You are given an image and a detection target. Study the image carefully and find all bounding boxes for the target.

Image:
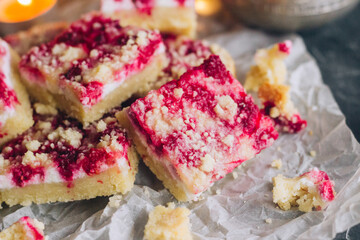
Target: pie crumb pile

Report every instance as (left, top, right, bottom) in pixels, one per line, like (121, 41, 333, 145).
(144, 202, 192, 240)
(273, 168, 336, 212)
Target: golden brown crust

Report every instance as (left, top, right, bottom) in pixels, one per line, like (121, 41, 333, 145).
(258, 82, 289, 111)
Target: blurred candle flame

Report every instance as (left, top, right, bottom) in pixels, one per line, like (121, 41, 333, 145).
(195, 0, 222, 16)
(0, 0, 56, 23)
(17, 0, 32, 6)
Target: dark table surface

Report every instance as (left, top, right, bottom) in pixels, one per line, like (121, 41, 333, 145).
(298, 4, 360, 240)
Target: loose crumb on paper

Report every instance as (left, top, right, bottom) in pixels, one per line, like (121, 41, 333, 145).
(271, 159, 282, 169)
(310, 150, 317, 157)
(109, 195, 122, 208)
(308, 130, 313, 136)
(265, 218, 273, 224)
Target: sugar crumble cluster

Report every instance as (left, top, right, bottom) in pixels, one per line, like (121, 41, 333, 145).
(154, 34, 235, 90)
(244, 41, 307, 133)
(273, 168, 336, 212)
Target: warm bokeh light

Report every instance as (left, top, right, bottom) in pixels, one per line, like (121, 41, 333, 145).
(0, 0, 56, 23)
(17, 0, 32, 6)
(195, 0, 222, 16)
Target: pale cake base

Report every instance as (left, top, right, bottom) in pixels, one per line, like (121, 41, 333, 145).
(0, 48, 33, 146)
(21, 54, 165, 124)
(144, 203, 192, 240)
(117, 110, 192, 202)
(0, 146, 139, 207)
(108, 7, 196, 38)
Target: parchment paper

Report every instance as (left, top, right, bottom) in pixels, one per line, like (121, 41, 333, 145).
(1, 28, 359, 240)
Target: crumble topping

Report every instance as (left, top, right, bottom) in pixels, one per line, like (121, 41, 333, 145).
(19, 13, 164, 107)
(127, 55, 278, 196)
(96, 120, 107, 132)
(214, 95, 238, 122)
(25, 140, 41, 152)
(273, 168, 336, 212)
(0, 108, 130, 188)
(152, 35, 220, 90)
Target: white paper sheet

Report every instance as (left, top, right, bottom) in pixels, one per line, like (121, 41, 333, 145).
(1, 28, 359, 240)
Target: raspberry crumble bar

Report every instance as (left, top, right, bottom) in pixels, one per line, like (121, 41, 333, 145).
(144, 203, 192, 240)
(0, 216, 45, 240)
(4, 22, 68, 56)
(118, 55, 278, 201)
(138, 34, 235, 94)
(19, 12, 166, 124)
(0, 39, 33, 146)
(102, 0, 196, 38)
(244, 41, 307, 133)
(0, 105, 138, 207)
(273, 168, 336, 212)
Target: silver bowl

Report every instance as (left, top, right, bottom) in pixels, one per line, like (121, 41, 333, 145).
(223, 0, 359, 31)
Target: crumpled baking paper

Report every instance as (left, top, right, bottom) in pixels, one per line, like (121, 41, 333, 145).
(1, 29, 359, 240)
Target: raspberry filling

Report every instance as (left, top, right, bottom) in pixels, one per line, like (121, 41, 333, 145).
(20, 217, 44, 240)
(161, 34, 213, 81)
(1, 108, 130, 187)
(0, 73, 19, 109)
(19, 13, 164, 107)
(302, 169, 335, 201)
(128, 55, 278, 185)
(262, 101, 307, 133)
(0, 43, 19, 110)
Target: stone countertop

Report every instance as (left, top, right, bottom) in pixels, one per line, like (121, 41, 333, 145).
(298, 4, 360, 240)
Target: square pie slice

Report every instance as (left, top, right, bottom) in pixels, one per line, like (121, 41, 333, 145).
(19, 12, 166, 124)
(0, 39, 33, 146)
(0, 216, 45, 240)
(101, 0, 196, 37)
(118, 55, 278, 201)
(138, 34, 236, 95)
(0, 105, 138, 207)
